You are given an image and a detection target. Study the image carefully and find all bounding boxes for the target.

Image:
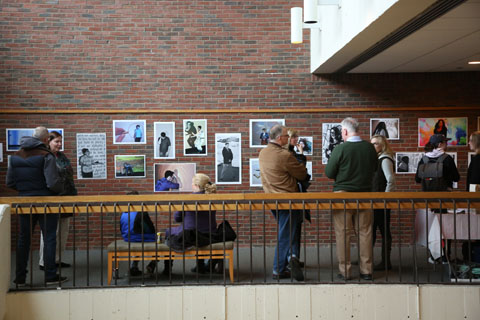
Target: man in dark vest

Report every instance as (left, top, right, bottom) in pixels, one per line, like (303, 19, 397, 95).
(7, 126, 66, 286)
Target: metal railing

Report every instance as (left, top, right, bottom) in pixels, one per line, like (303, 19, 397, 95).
(3, 192, 480, 290)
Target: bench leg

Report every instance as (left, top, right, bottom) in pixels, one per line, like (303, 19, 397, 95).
(108, 252, 113, 285)
(228, 251, 234, 283)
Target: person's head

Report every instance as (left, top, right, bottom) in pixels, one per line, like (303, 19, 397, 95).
(298, 138, 311, 153)
(33, 127, 49, 144)
(427, 134, 449, 151)
(136, 125, 140, 129)
(48, 130, 63, 154)
(81, 148, 90, 155)
(287, 128, 299, 146)
(329, 126, 342, 143)
(164, 170, 174, 180)
(371, 135, 393, 156)
(225, 142, 229, 148)
(192, 173, 217, 194)
(187, 121, 193, 128)
(469, 131, 480, 153)
(401, 156, 409, 164)
(435, 119, 445, 129)
(270, 124, 288, 146)
(262, 128, 266, 132)
(160, 132, 166, 138)
(340, 117, 359, 140)
(197, 125, 202, 130)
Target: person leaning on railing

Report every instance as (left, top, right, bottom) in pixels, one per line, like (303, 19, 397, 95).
(6, 126, 67, 286)
(370, 134, 396, 271)
(325, 117, 378, 281)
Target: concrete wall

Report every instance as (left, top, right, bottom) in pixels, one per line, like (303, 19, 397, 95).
(5, 284, 480, 320)
(0, 205, 11, 320)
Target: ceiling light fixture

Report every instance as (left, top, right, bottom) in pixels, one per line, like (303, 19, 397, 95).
(468, 61, 480, 65)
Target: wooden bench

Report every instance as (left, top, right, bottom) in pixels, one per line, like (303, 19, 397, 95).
(107, 240, 234, 284)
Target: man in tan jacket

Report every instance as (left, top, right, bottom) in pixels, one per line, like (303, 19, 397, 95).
(259, 125, 308, 281)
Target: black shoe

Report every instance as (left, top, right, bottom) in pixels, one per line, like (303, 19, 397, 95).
(298, 260, 305, 268)
(13, 278, 26, 286)
(146, 261, 157, 275)
(46, 275, 68, 285)
(39, 265, 45, 271)
(374, 262, 392, 271)
(272, 271, 291, 280)
(130, 267, 142, 276)
(57, 262, 71, 268)
(337, 273, 351, 281)
(289, 257, 304, 281)
(360, 273, 373, 281)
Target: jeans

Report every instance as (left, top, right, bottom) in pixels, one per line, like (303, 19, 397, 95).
(272, 210, 303, 274)
(16, 214, 58, 281)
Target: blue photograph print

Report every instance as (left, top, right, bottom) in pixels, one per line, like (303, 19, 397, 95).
(6, 128, 35, 151)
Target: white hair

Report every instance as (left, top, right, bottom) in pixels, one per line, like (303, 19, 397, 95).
(33, 127, 49, 140)
(341, 117, 359, 134)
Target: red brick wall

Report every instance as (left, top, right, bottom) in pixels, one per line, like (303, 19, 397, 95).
(1, 1, 480, 248)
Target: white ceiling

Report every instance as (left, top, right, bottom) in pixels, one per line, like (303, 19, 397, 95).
(315, 0, 480, 73)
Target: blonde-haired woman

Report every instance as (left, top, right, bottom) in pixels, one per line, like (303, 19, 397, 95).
(164, 174, 217, 275)
(370, 135, 395, 271)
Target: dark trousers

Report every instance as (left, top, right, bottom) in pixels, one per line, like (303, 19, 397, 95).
(16, 214, 58, 281)
(271, 210, 303, 274)
(373, 209, 392, 262)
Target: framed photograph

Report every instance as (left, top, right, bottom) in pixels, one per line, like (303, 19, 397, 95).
(306, 161, 312, 178)
(468, 152, 476, 167)
(76, 133, 107, 179)
(370, 118, 399, 140)
(48, 128, 64, 151)
(113, 120, 146, 144)
(446, 152, 457, 166)
(249, 119, 285, 148)
(418, 117, 468, 147)
(249, 158, 262, 187)
(6, 128, 34, 151)
(295, 136, 313, 156)
(114, 155, 146, 178)
(395, 152, 423, 174)
(0, 143, 3, 162)
(183, 119, 207, 156)
(154, 122, 175, 159)
(154, 163, 196, 192)
(215, 133, 242, 184)
(322, 123, 343, 164)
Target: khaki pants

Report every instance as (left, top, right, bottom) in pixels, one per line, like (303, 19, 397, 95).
(333, 209, 373, 277)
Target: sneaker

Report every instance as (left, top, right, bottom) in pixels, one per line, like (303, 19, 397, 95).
(46, 275, 68, 285)
(337, 273, 351, 281)
(360, 273, 373, 281)
(289, 257, 304, 281)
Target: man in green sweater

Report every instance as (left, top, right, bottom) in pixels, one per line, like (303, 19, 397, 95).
(325, 117, 378, 281)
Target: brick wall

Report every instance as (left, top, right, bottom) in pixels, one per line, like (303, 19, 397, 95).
(1, 0, 479, 248)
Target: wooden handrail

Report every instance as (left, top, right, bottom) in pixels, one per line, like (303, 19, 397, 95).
(1, 192, 479, 214)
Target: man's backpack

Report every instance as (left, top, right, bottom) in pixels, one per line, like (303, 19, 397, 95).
(417, 154, 448, 191)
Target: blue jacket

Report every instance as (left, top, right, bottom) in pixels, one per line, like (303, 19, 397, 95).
(120, 211, 156, 242)
(7, 136, 63, 196)
(155, 177, 179, 191)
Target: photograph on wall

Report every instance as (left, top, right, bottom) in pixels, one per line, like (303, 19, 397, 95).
(48, 128, 64, 151)
(113, 120, 146, 144)
(183, 119, 207, 155)
(370, 118, 400, 140)
(468, 152, 476, 167)
(154, 122, 175, 159)
(215, 133, 241, 184)
(395, 152, 423, 174)
(6, 128, 34, 151)
(76, 133, 107, 179)
(249, 119, 285, 148)
(322, 123, 343, 164)
(294, 136, 313, 156)
(114, 155, 146, 178)
(418, 117, 467, 147)
(249, 158, 262, 187)
(306, 161, 312, 178)
(0, 143, 3, 162)
(154, 163, 196, 192)
(446, 152, 457, 166)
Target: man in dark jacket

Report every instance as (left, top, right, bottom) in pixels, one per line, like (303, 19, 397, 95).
(7, 126, 66, 285)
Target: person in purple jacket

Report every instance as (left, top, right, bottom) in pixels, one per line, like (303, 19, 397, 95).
(164, 173, 217, 275)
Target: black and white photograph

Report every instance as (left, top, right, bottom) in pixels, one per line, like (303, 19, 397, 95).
(0, 143, 3, 162)
(154, 122, 175, 159)
(370, 118, 400, 140)
(294, 136, 313, 156)
(215, 133, 241, 184)
(306, 161, 312, 178)
(395, 152, 423, 174)
(6, 128, 34, 151)
(113, 120, 146, 144)
(249, 119, 285, 148)
(249, 158, 262, 187)
(322, 123, 343, 164)
(76, 133, 107, 179)
(114, 155, 146, 178)
(154, 163, 196, 192)
(183, 119, 207, 155)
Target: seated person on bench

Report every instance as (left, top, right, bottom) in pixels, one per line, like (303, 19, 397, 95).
(164, 173, 221, 274)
